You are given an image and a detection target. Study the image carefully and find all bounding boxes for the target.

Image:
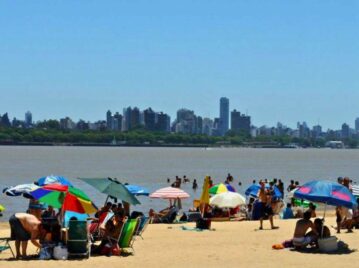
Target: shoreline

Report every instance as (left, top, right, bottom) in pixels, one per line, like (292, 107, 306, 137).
(0, 217, 358, 267)
(0, 143, 353, 149)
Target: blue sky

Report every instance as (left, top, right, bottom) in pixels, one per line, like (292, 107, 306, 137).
(0, 1, 358, 129)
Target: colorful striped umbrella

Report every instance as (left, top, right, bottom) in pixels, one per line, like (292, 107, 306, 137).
(31, 184, 97, 214)
(352, 185, 359, 197)
(149, 187, 190, 199)
(209, 183, 236, 195)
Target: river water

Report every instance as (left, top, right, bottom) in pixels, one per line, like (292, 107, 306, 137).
(1, 146, 358, 220)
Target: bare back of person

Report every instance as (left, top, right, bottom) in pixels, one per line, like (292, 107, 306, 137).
(294, 219, 314, 238)
(15, 213, 41, 236)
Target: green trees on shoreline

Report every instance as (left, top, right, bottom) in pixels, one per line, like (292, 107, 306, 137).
(0, 127, 358, 148)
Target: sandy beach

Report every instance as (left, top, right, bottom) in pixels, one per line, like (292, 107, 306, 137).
(0, 216, 358, 268)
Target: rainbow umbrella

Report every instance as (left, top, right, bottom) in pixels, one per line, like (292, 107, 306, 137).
(30, 184, 97, 214)
(209, 183, 236, 195)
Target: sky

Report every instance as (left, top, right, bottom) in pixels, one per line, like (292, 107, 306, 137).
(0, 1, 358, 130)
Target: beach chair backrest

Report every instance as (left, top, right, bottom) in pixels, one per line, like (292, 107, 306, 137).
(68, 220, 88, 240)
(137, 217, 149, 235)
(118, 218, 139, 248)
(108, 218, 127, 245)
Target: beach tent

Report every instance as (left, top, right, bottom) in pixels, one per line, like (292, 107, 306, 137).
(77, 177, 140, 206)
(210, 192, 246, 208)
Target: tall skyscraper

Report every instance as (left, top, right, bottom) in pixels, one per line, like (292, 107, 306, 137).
(341, 123, 350, 138)
(219, 97, 229, 136)
(231, 109, 251, 134)
(143, 108, 156, 131)
(355, 118, 359, 133)
(106, 110, 112, 130)
(25, 111, 32, 128)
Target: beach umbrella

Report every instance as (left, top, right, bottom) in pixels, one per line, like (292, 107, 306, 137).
(209, 183, 236, 195)
(37, 175, 73, 187)
(3, 183, 39, 197)
(210, 192, 246, 208)
(294, 180, 357, 209)
(125, 185, 150, 196)
(245, 184, 283, 199)
(77, 178, 140, 205)
(30, 184, 97, 214)
(352, 185, 359, 197)
(149, 187, 190, 200)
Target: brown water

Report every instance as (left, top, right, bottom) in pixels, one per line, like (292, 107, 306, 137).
(1, 146, 358, 220)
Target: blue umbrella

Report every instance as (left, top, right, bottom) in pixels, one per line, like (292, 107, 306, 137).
(125, 185, 150, 196)
(294, 180, 357, 209)
(245, 184, 283, 199)
(37, 175, 73, 187)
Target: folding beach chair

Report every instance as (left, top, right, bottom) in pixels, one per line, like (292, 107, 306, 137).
(67, 220, 90, 259)
(0, 238, 15, 258)
(118, 218, 139, 255)
(89, 212, 113, 242)
(136, 216, 150, 240)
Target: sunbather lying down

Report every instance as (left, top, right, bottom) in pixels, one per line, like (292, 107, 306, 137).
(149, 207, 178, 224)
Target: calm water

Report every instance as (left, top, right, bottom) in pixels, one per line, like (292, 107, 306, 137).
(1, 146, 359, 220)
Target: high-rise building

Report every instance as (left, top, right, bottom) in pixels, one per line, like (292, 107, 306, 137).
(341, 123, 350, 139)
(156, 112, 171, 132)
(202, 118, 214, 136)
(355, 118, 359, 133)
(25, 111, 32, 128)
(106, 110, 112, 130)
(312, 125, 322, 139)
(130, 107, 141, 130)
(231, 109, 251, 134)
(122, 107, 132, 131)
(112, 112, 123, 131)
(219, 97, 229, 136)
(174, 109, 197, 134)
(122, 107, 141, 131)
(143, 108, 156, 131)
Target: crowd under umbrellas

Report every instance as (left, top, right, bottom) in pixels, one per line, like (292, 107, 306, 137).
(1, 174, 359, 260)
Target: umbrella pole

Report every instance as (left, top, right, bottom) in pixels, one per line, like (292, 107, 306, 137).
(321, 203, 327, 238)
(104, 195, 109, 207)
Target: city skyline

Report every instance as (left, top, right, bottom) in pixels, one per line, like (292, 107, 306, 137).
(1, 1, 358, 129)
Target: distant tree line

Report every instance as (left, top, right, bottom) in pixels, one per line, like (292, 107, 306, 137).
(0, 124, 358, 148)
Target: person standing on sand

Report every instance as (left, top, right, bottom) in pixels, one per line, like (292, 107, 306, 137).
(9, 213, 49, 259)
(258, 181, 278, 230)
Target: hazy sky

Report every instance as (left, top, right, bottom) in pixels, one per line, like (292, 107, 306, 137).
(0, 1, 358, 129)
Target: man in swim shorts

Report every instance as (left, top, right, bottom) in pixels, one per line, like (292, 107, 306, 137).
(293, 211, 318, 248)
(9, 213, 47, 259)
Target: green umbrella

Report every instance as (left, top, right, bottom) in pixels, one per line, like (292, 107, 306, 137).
(77, 178, 140, 206)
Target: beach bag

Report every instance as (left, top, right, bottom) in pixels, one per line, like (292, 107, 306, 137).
(39, 246, 52, 260)
(100, 243, 121, 256)
(196, 218, 211, 230)
(53, 245, 68, 260)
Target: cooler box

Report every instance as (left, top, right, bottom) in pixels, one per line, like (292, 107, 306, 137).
(318, 236, 338, 252)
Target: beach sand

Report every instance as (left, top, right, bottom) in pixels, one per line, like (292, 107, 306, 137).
(0, 217, 358, 268)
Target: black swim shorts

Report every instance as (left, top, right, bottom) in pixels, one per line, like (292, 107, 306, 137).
(9, 215, 31, 241)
